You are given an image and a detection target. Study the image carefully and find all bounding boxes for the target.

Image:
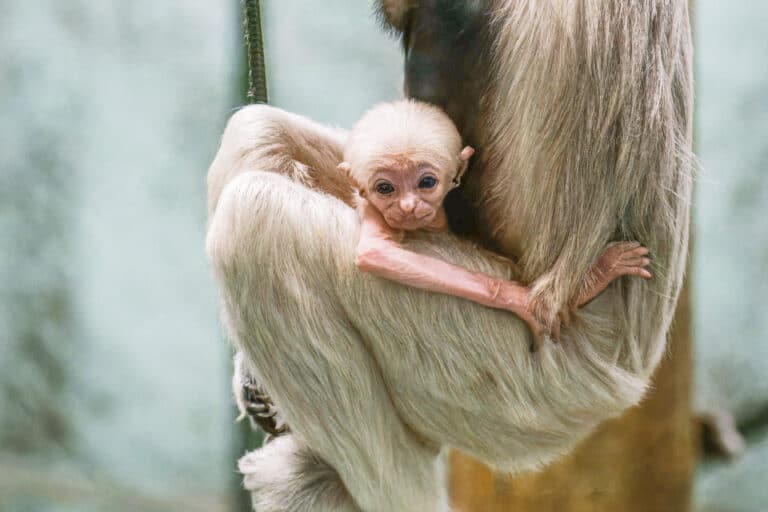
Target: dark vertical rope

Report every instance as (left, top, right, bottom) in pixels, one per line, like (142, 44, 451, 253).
(243, 0, 268, 103)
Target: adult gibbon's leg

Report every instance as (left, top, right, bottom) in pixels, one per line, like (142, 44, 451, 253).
(217, 105, 353, 440)
(209, 107, 452, 510)
(211, 106, 440, 511)
(208, 171, 444, 512)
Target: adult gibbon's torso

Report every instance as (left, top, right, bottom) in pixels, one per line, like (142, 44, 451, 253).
(403, 1, 690, 286)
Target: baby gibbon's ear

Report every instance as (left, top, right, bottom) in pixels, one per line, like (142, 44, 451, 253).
(459, 146, 475, 162)
(454, 146, 475, 186)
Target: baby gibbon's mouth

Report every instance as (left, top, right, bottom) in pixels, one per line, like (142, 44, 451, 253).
(415, 210, 434, 220)
(386, 210, 434, 229)
(396, 217, 432, 230)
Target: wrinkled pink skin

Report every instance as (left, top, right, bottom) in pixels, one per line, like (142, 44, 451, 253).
(352, 151, 651, 346)
(363, 155, 453, 232)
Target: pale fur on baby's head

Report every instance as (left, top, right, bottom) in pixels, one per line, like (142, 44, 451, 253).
(343, 100, 463, 187)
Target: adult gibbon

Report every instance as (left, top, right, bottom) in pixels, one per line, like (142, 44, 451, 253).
(207, 1, 693, 510)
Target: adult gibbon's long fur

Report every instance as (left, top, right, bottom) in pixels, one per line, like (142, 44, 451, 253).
(206, 1, 693, 511)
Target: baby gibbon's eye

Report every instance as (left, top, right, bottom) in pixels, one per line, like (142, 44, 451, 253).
(375, 181, 395, 195)
(418, 176, 437, 189)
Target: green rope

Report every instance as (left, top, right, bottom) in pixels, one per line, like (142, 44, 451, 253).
(243, 0, 268, 104)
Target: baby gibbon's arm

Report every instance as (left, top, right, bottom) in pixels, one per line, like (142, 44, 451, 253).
(354, 199, 544, 337)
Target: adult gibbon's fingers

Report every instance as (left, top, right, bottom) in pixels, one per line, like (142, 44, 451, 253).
(524, 295, 561, 347)
(242, 380, 290, 436)
(550, 317, 561, 342)
(246, 403, 276, 419)
(521, 308, 547, 352)
(529, 330, 550, 352)
(521, 314, 545, 352)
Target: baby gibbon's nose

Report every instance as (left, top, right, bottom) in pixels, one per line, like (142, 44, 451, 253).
(399, 196, 416, 214)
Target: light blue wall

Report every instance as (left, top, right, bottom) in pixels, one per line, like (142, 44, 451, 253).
(0, 2, 237, 510)
(0, 1, 402, 511)
(694, 1, 768, 422)
(694, 2, 768, 511)
(263, 1, 402, 125)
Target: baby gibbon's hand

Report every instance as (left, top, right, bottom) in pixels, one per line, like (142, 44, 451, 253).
(570, 241, 653, 310)
(491, 279, 559, 350)
(594, 242, 652, 281)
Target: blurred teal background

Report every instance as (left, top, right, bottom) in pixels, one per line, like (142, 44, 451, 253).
(0, 1, 765, 511)
(693, 3, 768, 511)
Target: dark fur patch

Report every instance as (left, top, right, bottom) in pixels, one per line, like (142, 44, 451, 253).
(444, 187, 477, 236)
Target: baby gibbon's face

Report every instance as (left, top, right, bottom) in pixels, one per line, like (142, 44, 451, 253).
(364, 154, 452, 231)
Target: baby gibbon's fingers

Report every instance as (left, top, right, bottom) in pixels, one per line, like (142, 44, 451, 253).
(624, 245, 650, 256)
(624, 267, 653, 279)
(618, 256, 651, 267)
(617, 258, 651, 270)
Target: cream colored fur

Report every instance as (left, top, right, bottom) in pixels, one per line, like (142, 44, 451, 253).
(207, 1, 693, 510)
(344, 100, 463, 186)
(239, 436, 359, 512)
